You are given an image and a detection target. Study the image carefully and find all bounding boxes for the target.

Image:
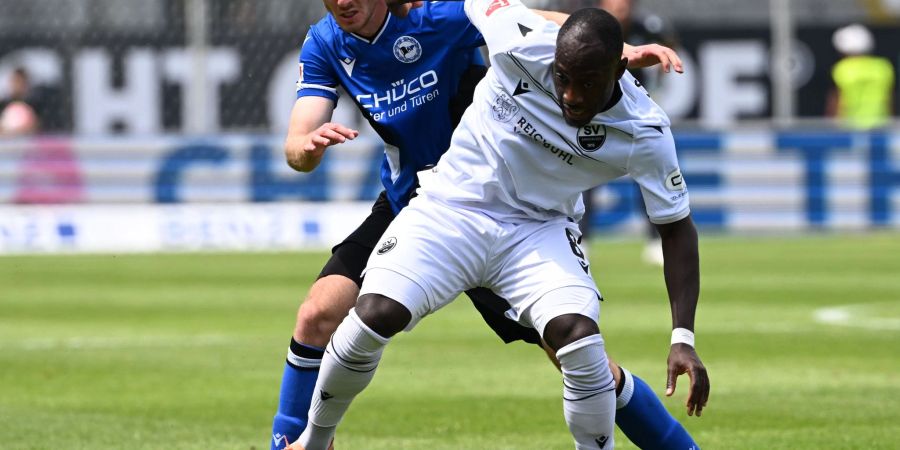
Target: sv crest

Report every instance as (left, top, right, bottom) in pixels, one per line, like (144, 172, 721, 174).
(576, 124, 607, 152)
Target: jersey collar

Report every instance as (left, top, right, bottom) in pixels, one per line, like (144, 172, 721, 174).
(349, 11, 391, 45)
(599, 81, 624, 113)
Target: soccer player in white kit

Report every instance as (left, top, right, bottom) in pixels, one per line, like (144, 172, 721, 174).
(291, 1, 709, 449)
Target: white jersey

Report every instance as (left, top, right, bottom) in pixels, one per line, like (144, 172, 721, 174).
(418, 0, 690, 224)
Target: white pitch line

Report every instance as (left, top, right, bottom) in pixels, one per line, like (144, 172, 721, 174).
(813, 303, 900, 331)
(0, 334, 236, 351)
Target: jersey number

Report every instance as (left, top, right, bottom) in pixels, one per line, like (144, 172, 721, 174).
(565, 228, 590, 274)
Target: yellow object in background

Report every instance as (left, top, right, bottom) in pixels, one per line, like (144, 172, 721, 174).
(832, 55, 895, 129)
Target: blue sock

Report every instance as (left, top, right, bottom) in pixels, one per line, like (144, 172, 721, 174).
(615, 368, 700, 450)
(271, 339, 324, 450)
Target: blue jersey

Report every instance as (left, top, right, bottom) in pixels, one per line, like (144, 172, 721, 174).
(297, 2, 485, 213)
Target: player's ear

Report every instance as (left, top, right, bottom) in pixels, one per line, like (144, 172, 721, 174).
(615, 57, 628, 79)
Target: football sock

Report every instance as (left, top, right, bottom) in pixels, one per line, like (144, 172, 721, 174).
(615, 367, 700, 450)
(298, 308, 389, 450)
(557, 334, 617, 450)
(270, 339, 324, 450)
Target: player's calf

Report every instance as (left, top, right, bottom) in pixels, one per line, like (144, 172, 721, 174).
(540, 308, 616, 449)
(294, 275, 360, 347)
(614, 366, 701, 449)
(557, 333, 617, 450)
(298, 307, 393, 450)
(272, 275, 359, 450)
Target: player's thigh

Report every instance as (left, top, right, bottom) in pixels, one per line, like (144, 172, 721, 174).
(362, 198, 491, 326)
(465, 287, 543, 345)
(490, 218, 600, 332)
(316, 191, 394, 286)
(296, 193, 394, 342)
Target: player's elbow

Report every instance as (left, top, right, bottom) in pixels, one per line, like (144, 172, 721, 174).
(656, 214, 697, 241)
(284, 144, 313, 173)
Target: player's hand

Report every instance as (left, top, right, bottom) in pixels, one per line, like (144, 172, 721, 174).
(666, 343, 709, 417)
(303, 122, 359, 155)
(625, 44, 684, 73)
(388, 1, 423, 18)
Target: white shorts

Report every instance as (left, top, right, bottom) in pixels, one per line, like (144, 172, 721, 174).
(359, 194, 602, 333)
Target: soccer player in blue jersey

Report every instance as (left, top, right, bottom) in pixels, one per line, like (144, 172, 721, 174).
(270, 1, 698, 449)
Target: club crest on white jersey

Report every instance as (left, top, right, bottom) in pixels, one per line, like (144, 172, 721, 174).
(491, 92, 519, 122)
(377, 237, 398, 254)
(577, 124, 607, 152)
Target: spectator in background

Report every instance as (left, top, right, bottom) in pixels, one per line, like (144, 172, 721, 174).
(827, 24, 895, 130)
(0, 68, 39, 136)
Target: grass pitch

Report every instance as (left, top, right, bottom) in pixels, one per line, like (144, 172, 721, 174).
(1, 232, 899, 449)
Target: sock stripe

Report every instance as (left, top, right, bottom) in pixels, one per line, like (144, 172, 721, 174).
(563, 382, 617, 402)
(286, 352, 323, 370)
(325, 342, 379, 374)
(616, 367, 635, 409)
(563, 380, 613, 393)
(290, 339, 325, 358)
(286, 339, 325, 370)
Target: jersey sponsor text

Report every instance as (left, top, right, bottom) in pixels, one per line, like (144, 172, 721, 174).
(513, 116, 574, 166)
(356, 70, 440, 120)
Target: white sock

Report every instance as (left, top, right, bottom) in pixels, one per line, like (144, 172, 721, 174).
(557, 334, 617, 450)
(297, 308, 390, 450)
(616, 367, 635, 410)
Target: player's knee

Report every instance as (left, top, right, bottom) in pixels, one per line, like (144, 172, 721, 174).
(294, 298, 341, 343)
(328, 308, 390, 373)
(557, 334, 614, 392)
(354, 293, 412, 339)
(294, 276, 359, 343)
(542, 313, 600, 352)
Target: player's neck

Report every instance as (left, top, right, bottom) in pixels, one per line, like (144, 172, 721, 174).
(599, 82, 623, 113)
(357, 5, 389, 40)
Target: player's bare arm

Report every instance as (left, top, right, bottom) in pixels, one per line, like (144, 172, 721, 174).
(284, 96, 359, 173)
(655, 214, 710, 417)
(623, 43, 684, 72)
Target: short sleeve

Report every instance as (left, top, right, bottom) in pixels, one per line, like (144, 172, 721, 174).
(464, 0, 549, 57)
(433, 1, 485, 51)
(627, 127, 691, 224)
(296, 30, 339, 102)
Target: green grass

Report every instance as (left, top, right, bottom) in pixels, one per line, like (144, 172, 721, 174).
(1, 232, 899, 449)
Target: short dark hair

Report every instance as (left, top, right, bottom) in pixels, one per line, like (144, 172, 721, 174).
(557, 8, 624, 66)
(12, 67, 28, 81)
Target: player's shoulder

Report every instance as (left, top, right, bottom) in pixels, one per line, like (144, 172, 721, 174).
(402, 1, 469, 29)
(304, 14, 344, 48)
(417, 1, 467, 18)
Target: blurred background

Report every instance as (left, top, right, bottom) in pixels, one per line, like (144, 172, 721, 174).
(1, 2, 899, 449)
(0, 0, 899, 253)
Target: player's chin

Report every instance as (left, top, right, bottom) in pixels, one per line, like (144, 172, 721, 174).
(335, 13, 361, 30)
(563, 112, 591, 128)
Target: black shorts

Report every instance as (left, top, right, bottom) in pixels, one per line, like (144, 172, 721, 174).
(317, 191, 543, 346)
(317, 191, 395, 286)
